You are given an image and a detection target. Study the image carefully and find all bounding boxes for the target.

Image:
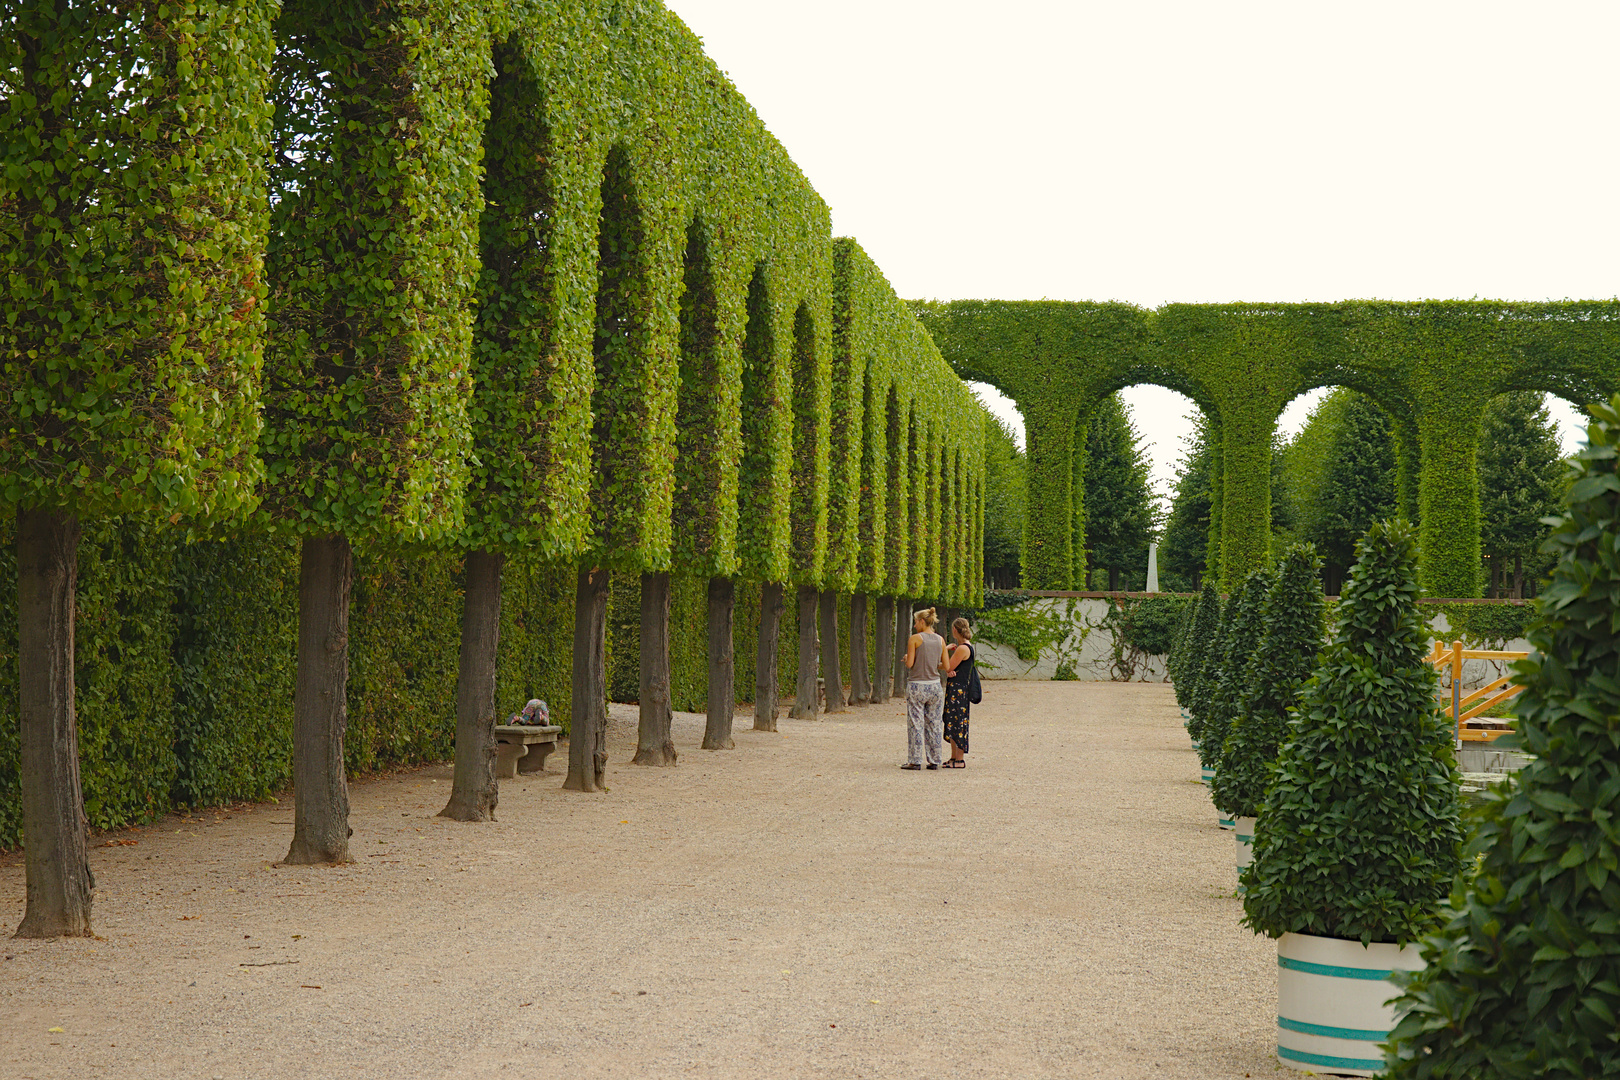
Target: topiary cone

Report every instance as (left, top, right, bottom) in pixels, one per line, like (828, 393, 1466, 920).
(1202, 568, 1276, 781)
(1385, 398, 1620, 1077)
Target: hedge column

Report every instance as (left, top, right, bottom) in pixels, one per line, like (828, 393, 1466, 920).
(1218, 412, 1274, 590)
(1416, 403, 1487, 597)
(1021, 401, 1080, 589)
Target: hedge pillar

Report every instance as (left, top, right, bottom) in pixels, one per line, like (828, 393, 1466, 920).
(1021, 402, 1077, 589)
(872, 597, 894, 704)
(1392, 415, 1422, 526)
(1219, 414, 1272, 591)
(1417, 408, 1485, 597)
(820, 591, 845, 712)
(790, 587, 820, 719)
(849, 593, 871, 704)
(632, 571, 676, 766)
(701, 577, 735, 750)
(285, 534, 354, 865)
(753, 583, 784, 731)
(565, 567, 610, 792)
(440, 549, 504, 822)
(15, 508, 92, 938)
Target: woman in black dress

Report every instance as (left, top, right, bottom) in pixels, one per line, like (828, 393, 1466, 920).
(942, 617, 975, 768)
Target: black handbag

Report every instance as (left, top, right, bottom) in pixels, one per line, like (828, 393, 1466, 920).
(966, 646, 982, 704)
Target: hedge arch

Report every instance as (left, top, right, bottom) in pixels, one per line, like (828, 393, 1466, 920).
(917, 300, 1620, 595)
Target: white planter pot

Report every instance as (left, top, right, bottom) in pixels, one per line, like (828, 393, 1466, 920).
(1200, 763, 1214, 786)
(1235, 816, 1256, 871)
(1218, 813, 1235, 830)
(1276, 932, 1424, 1076)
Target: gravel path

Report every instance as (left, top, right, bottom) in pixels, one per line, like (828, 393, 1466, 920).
(2, 681, 1285, 1079)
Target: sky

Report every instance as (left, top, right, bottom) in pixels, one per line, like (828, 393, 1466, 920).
(662, 0, 1618, 503)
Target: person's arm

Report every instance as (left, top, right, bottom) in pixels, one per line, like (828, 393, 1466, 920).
(943, 642, 965, 676)
(904, 633, 919, 670)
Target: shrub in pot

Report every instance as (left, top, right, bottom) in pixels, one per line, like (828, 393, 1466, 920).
(1203, 568, 1276, 826)
(1384, 401, 1620, 1078)
(1242, 520, 1463, 1076)
(1169, 593, 1200, 715)
(1214, 543, 1325, 873)
(1184, 581, 1225, 766)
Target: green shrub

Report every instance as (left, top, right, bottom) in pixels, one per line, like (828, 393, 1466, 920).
(1200, 569, 1274, 775)
(1425, 600, 1532, 650)
(1242, 520, 1463, 945)
(1212, 543, 1325, 820)
(1169, 592, 1201, 708)
(1185, 583, 1228, 747)
(1118, 595, 1189, 657)
(1385, 400, 1620, 1077)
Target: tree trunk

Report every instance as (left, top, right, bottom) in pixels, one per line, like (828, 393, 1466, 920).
(1513, 554, 1524, 600)
(285, 533, 355, 865)
(565, 566, 611, 792)
(1108, 565, 1120, 592)
(790, 586, 819, 719)
(893, 597, 911, 697)
(702, 577, 735, 749)
(820, 590, 846, 713)
(15, 507, 93, 939)
(753, 583, 783, 732)
(849, 593, 870, 705)
(633, 571, 676, 766)
(440, 549, 504, 822)
(872, 596, 894, 704)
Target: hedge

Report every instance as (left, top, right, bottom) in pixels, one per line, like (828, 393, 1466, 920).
(916, 300, 1620, 597)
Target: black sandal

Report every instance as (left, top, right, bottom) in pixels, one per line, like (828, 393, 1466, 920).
(945, 759, 965, 768)
(900, 763, 922, 770)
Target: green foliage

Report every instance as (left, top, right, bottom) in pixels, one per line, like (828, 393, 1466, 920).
(1, 2, 273, 518)
(1478, 390, 1564, 596)
(1199, 569, 1275, 774)
(1184, 584, 1229, 750)
(1242, 520, 1464, 945)
(1427, 600, 1533, 650)
(1101, 595, 1188, 681)
(1169, 592, 1201, 707)
(1277, 390, 1397, 590)
(919, 299, 1620, 599)
(1385, 398, 1620, 1077)
(1212, 543, 1325, 819)
(981, 412, 1027, 589)
(1159, 414, 1214, 592)
(1082, 395, 1156, 589)
(974, 598, 1089, 672)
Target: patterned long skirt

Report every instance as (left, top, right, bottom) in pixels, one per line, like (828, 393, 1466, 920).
(943, 682, 970, 754)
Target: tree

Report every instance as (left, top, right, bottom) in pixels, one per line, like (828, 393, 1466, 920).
(1211, 543, 1325, 820)
(1168, 592, 1201, 709)
(981, 412, 1025, 590)
(1083, 395, 1156, 590)
(2, 3, 275, 937)
(1183, 583, 1227, 750)
(1200, 568, 1275, 780)
(1160, 414, 1213, 592)
(1385, 399, 1620, 1077)
(1478, 390, 1563, 599)
(1242, 520, 1463, 945)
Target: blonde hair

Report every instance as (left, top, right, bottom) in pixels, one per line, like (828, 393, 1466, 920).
(912, 606, 937, 629)
(952, 616, 972, 639)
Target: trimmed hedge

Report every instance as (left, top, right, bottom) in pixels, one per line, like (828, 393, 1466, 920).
(1200, 569, 1275, 778)
(1242, 520, 1463, 945)
(917, 300, 1620, 596)
(1386, 400, 1620, 1077)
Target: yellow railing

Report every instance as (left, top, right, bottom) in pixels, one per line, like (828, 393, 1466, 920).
(1426, 640, 1525, 744)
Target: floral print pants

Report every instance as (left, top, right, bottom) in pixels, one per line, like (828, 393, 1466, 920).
(906, 680, 944, 766)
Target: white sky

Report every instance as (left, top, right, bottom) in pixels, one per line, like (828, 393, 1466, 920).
(663, 0, 1616, 503)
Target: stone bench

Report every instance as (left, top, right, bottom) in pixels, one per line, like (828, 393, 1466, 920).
(493, 724, 562, 778)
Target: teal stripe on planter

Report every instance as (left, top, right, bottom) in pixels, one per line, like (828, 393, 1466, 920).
(1277, 1045, 1384, 1071)
(1278, 955, 1394, 980)
(1218, 816, 1235, 828)
(1237, 832, 1253, 842)
(1278, 1015, 1388, 1041)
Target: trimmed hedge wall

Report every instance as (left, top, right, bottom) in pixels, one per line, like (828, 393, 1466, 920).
(917, 300, 1620, 596)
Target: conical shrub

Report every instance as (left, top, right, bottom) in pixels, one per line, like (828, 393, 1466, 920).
(1242, 519, 1463, 945)
(1170, 592, 1201, 710)
(1201, 568, 1275, 777)
(1212, 543, 1325, 820)
(1184, 582, 1225, 747)
(1386, 401, 1620, 1078)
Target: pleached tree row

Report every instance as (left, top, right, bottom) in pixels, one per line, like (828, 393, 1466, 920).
(0, 1, 985, 937)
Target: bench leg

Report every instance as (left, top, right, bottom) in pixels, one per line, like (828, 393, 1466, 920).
(494, 740, 525, 779)
(518, 741, 555, 775)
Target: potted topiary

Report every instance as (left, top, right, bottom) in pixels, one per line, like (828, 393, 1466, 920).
(1204, 569, 1276, 829)
(1169, 593, 1200, 722)
(1242, 520, 1463, 1076)
(1184, 582, 1225, 784)
(1384, 400, 1620, 1078)
(1213, 543, 1325, 878)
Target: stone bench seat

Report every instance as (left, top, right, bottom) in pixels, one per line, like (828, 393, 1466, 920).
(493, 724, 562, 778)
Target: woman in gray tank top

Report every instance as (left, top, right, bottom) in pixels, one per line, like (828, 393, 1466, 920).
(900, 607, 946, 769)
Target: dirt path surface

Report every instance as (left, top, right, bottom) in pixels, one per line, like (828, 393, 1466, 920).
(2, 681, 1284, 1079)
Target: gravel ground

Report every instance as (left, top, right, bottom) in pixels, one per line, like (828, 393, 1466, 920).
(1, 681, 1286, 1079)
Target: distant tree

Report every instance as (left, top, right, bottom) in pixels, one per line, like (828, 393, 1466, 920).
(1161, 414, 1213, 591)
(1478, 391, 1564, 598)
(981, 410, 1026, 590)
(1083, 394, 1156, 590)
